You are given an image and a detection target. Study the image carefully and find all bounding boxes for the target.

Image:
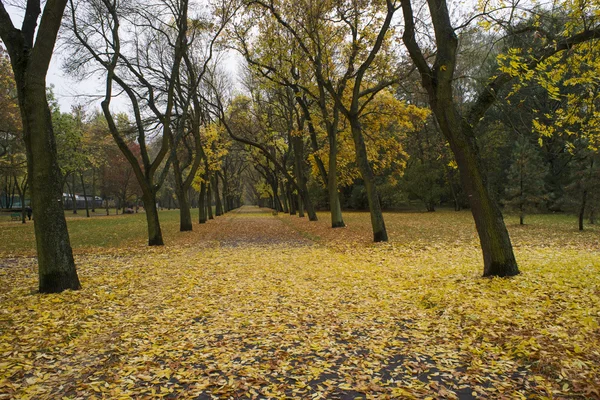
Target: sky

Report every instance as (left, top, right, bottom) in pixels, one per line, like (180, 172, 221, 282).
(3, 2, 242, 114)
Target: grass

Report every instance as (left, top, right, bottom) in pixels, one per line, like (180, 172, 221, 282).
(0, 207, 599, 399)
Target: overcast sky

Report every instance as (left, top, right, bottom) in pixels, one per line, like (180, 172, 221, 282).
(3, 3, 242, 114)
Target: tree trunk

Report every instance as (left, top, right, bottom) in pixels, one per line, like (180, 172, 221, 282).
(91, 169, 96, 212)
(288, 183, 296, 215)
(142, 190, 164, 245)
(71, 174, 77, 214)
(280, 181, 289, 213)
(432, 103, 518, 277)
(214, 175, 223, 216)
(199, 180, 207, 223)
(579, 189, 587, 231)
(328, 132, 345, 228)
(177, 186, 192, 231)
(291, 136, 317, 221)
(207, 182, 214, 220)
(16, 68, 80, 292)
(80, 173, 90, 218)
(348, 116, 387, 242)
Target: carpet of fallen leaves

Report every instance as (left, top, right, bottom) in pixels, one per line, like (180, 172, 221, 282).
(1, 206, 599, 399)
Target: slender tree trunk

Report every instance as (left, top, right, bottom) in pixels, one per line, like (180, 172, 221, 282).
(579, 189, 587, 231)
(80, 173, 90, 218)
(348, 116, 387, 242)
(207, 182, 214, 220)
(280, 181, 289, 213)
(199, 181, 207, 223)
(288, 183, 296, 215)
(91, 169, 96, 212)
(328, 132, 345, 228)
(291, 136, 317, 221)
(71, 174, 77, 214)
(214, 175, 223, 216)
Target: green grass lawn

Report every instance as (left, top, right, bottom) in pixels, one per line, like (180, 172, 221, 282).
(0, 208, 597, 257)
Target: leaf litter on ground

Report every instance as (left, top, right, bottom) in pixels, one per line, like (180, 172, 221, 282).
(0, 207, 599, 399)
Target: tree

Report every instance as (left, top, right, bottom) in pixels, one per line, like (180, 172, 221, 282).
(246, 0, 402, 241)
(0, 0, 81, 292)
(503, 136, 549, 225)
(400, 0, 600, 276)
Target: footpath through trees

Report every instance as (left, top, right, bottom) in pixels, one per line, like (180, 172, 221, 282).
(1, 206, 599, 398)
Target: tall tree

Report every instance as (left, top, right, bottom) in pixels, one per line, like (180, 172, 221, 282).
(400, 0, 600, 276)
(0, 0, 81, 292)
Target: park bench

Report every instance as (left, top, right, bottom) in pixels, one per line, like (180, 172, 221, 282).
(10, 213, 21, 221)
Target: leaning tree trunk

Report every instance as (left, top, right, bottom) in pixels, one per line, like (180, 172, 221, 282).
(199, 181, 207, 224)
(141, 189, 164, 246)
(328, 132, 345, 228)
(18, 75, 81, 292)
(348, 116, 387, 242)
(432, 101, 518, 277)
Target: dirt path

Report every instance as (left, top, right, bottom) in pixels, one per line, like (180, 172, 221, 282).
(203, 206, 315, 248)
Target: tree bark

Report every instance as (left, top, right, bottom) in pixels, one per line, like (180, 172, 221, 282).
(142, 190, 164, 245)
(401, 0, 518, 277)
(207, 182, 214, 219)
(328, 132, 345, 228)
(71, 174, 77, 214)
(579, 189, 587, 231)
(0, 0, 81, 292)
(199, 180, 207, 223)
(349, 116, 387, 242)
(434, 105, 518, 276)
(214, 174, 223, 216)
(80, 173, 90, 217)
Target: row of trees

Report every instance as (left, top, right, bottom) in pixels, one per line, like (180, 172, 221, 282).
(1, 0, 599, 292)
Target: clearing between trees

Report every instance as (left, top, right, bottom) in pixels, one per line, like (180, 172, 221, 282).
(0, 206, 599, 399)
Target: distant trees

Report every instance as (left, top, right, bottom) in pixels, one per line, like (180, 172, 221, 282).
(503, 137, 549, 225)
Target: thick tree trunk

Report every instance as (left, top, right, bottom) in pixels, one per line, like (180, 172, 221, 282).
(432, 103, 518, 277)
(142, 190, 164, 246)
(80, 173, 90, 218)
(18, 77, 80, 293)
(348, 117, 387, 242)
(199, 181, 207, 223)
(328, 133, 345, 228)
(177, 186, 192, 231)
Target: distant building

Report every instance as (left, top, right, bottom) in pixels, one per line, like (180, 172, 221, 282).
(62, 194, 103, 210)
